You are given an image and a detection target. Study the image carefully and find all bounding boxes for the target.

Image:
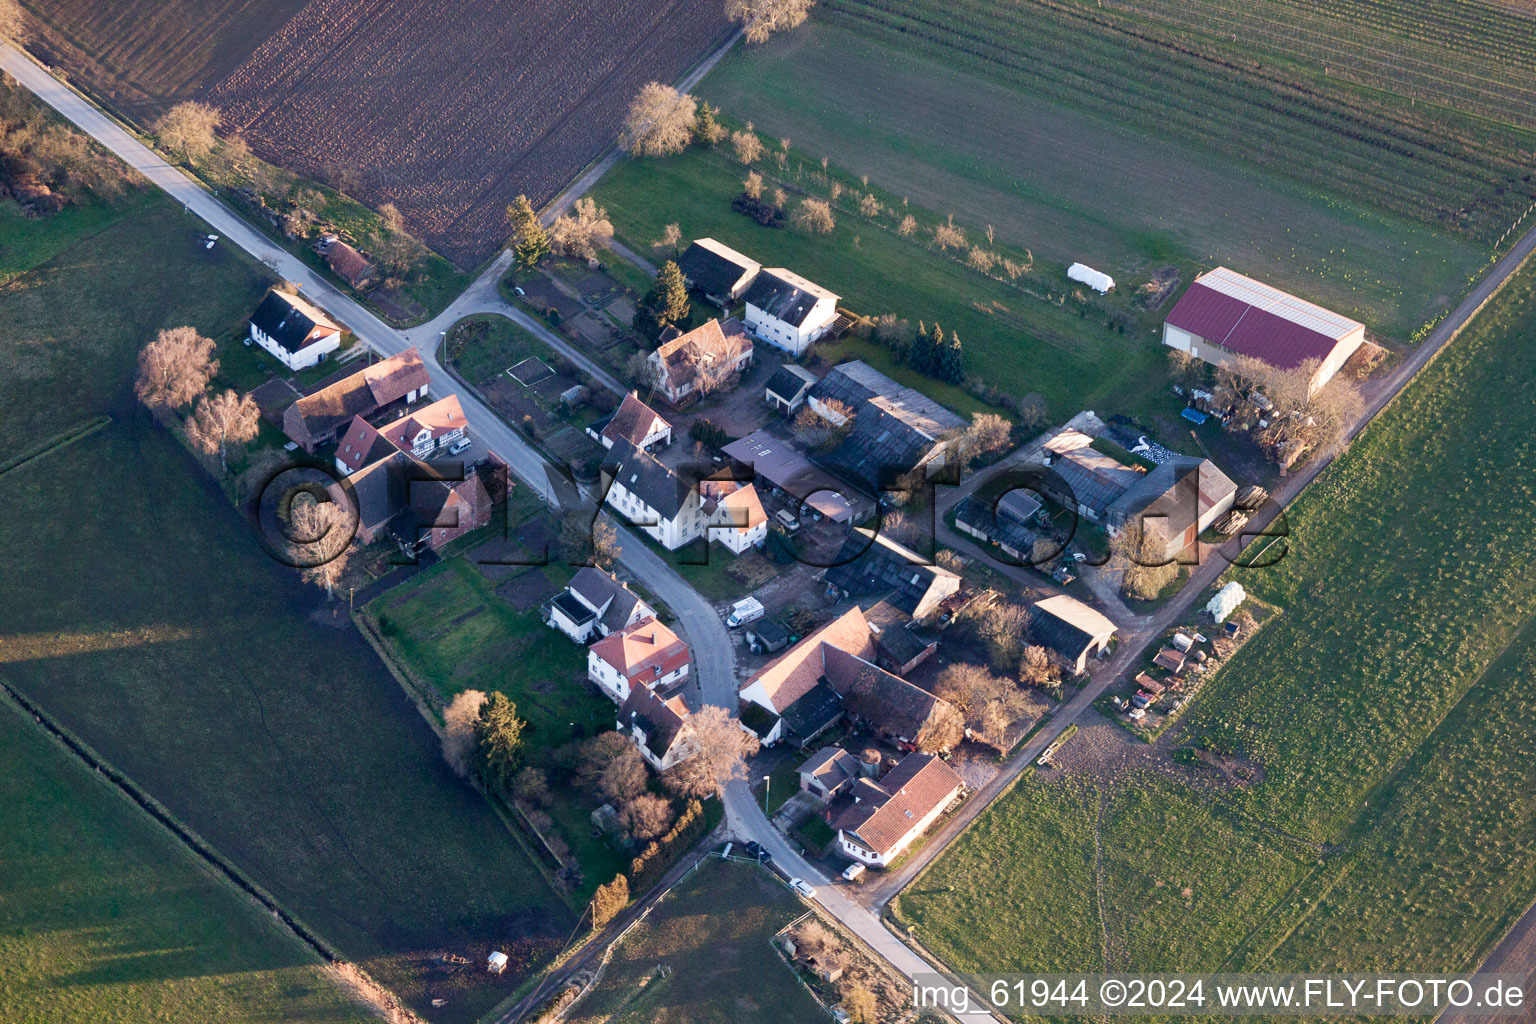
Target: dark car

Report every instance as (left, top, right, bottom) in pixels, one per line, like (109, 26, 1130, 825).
(744, 841, 772, 863)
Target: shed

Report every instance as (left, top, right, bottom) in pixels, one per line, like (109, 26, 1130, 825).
(487, 951, 509, 974)
(1153, 647, 1187, 674)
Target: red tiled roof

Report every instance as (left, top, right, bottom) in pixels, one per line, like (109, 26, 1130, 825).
(602, 392, 669, 447)
(590, 616, 690, 682)
(833, 753, 963, 858)
(1166, 268, 1364, 370)
(740, 606, 874, 713)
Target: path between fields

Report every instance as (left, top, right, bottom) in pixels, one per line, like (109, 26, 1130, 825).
(12, 40, 1536, 1016)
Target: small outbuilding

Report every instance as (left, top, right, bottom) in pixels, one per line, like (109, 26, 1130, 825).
(487, 951, 509, 975)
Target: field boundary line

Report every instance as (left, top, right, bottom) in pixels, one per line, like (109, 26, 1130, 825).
(0, 414, 110, 479)
(0, 680, 342, 960)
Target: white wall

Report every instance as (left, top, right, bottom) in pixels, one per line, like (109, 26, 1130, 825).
(250, 323, 339, 371)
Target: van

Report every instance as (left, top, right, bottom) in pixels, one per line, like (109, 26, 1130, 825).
(774, 509, 800, 532)
(448, 437, 472, 456)
(726, 597, 765, 629)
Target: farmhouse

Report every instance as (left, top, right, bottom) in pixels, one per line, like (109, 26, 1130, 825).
(764, 363, 818, 414)
(823, 530, 961, 622)
(798, 746, 861, 801)
(334, 394, 470, 474)
(676, 237, 761, 305)
(722, 426, 869, 524)
(1031, 594, 1118, 676)
(323, 240, 377, 289)
(586, 392, 672, 451)
(618, 685, 698, 771)
(1106, 456, 1237, 562)
(831, 752, 964, 868)
(1163, 266, 1367, 395)
(807, 361, 966, 492)
(738, 605, 960, 751)
(1039, 428, 1146, 522)
(547, 566, 655, 643)
(742, 269, 840, 356)
(249, 289, 343, 371)
(602, 441, 767, 553)
(587, 616, 690, 703)
(282, 347, 430, 450)
(332, 451, 491, 555)
(648, 318, 754, 406)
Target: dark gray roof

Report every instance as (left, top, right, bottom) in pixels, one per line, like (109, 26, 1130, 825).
(1030, 596, 1116, 662)
(604, 440, 691, 519)
(864, 600, 933, 668)
(742, 269, 832, 328)
(677, 239, 758, 300)
(810, 361, 965, 491)
(765, 364, 817, 404)
(821, 646, 947, 743)
(552, 590, 596, 627)
(953, 493, 1042, 559)
(250, 291, 333, 355)
(1046, 446, 1145, 514)
(824, 530, 960, 618)
(779, 680, 845, 746)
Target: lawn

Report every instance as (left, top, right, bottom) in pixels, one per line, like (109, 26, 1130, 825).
(1186, 259, 1536, 841)
(367, 555, 626, 902)
(0, 190, 570, 1024)
(0, 703, 374, 1024)
(591, 144, 1166, 422)
(564, 858, 827, 1024)
(897, 253, 1536, 981)
(698, 20, 1489, 341)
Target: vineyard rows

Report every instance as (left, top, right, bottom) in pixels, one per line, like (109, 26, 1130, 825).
(824, 0, 1536, 244)
(210, 0, 733, 267)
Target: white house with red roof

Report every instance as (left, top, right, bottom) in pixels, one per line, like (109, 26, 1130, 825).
(832, 752, 964, 867)
(1163, 267, 1366, 395)
(585, 392, 672, 452)
(586, 616, 691, 703)
(334, 394, 470, 475)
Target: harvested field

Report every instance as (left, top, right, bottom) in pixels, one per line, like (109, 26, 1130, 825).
(26, 0, 733, 268)
(207, 0, 734, 267)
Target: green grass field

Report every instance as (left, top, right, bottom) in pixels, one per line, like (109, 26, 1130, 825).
(0, 191, 570, 1023)
(0, 703, 373, 1024)
(565, 859, 826, 1024)
(699, 21, 1489, 340)
(811, 0, 1536, 248)
(593, 146, 1166, 421)
(368, 556, 627, 902)
(897, 257, 1536, 980)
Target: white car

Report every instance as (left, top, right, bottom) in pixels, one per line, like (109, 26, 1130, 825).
(789, 878, 818, 899)
(448, 437, 472, 456)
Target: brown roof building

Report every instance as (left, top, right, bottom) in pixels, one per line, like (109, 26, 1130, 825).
(832, 752, 964, 867)
(324, 241, 377, 289)
(282, 348, 431, 450)
(647, 318, 753, 407)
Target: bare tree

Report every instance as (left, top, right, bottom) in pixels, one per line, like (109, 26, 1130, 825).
(897, 213, 917, 237)
(840, 983, 879, 1024)
(731, 128, 764, 165)
(600, 747, 649, 804)
(791, 197, 835, 234)
(653, 222, 682, 256)
(618, 83, 698, 157)
(977, 602, 1030, 670)
(618, 793, 674, 841)
(727, 0, 815, 44)
(441, 689, 488, 778)
(156, 102, 222, 163)
(682, 705, 759, 797)
(966, 246, 997, 273)
(134, 326, 218, 412)
(858, 193, 881, 217)
(286, 492, 352, 597)
(1018, 645, 1060, 688)
(742, 169, 764, 199)
(511, 765, 551, 806)
(548, 197, 614, 260)
(931, 215, 966, 250)
(965, 412, 1011, 458)
(1110, 520, 1178, 600)
(185, 389, 259, 473)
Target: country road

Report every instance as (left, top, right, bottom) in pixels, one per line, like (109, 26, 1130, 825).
(9, 37, 1536, 1022)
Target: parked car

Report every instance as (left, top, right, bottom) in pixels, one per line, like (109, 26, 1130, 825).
(842, 863, 866, 883)
(789, 878, 818, 899)
(774, 509, 801, 533)
(448, 437, 472, 455)
(743, 840, 771, 864)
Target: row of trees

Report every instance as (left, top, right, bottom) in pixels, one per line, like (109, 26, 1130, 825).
(134, 327, 261, 473)
(0, 64, 130, 206)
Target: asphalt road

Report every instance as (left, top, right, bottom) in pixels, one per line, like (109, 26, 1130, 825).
(11, 39, 1536, 1019)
